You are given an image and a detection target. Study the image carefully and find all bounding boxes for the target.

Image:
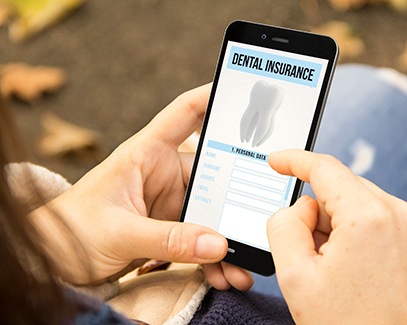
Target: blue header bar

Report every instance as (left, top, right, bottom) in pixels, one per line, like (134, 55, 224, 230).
(207, 140, 268, 162)
(227, 46, 322, 88)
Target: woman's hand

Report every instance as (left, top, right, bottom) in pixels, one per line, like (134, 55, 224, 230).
(267, 150, 407, 324)
(33, 84, 252, 290)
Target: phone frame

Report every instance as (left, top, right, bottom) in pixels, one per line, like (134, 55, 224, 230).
(181, 20, 338, 276)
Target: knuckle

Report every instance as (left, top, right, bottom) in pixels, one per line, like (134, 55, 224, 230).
(315, 153, 342, 169)
(174, 91, 204, 121)
(276, 266, 303, 291)
(348, 197, 393, 234)
(365, 202, 393, 229)
(164, 224, 190, 260)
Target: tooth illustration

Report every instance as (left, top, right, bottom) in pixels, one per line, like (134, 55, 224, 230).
(240, 80, 284, 147)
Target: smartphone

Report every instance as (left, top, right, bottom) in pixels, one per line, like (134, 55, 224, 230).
(180, 20, 338, 276)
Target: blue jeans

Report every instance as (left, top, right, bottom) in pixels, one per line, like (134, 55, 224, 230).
(251, 63, 407, 296)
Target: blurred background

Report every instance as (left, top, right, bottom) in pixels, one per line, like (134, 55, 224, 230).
(0, 0, 406, 182)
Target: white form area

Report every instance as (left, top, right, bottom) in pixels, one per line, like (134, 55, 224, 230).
(218, 157, 289, 251)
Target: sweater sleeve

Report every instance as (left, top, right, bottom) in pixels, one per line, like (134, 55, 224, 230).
(189, 287, 294, 325)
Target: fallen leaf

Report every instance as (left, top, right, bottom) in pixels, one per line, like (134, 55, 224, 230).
(328, 0, 407, 12)
(328, 0, 373, 11)
(0, 2, 13, 26)
(0, 0, 84, 42)
(38, 112, 101, 157)
(0, 62, 66, 102)
(397, 41, 407, 72)
(388, 0, 407, 11)
(311, 21, 365, 61)
(137, 260, 171, 276)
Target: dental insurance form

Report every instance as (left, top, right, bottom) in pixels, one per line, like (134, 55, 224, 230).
(184, 41, 329, 252)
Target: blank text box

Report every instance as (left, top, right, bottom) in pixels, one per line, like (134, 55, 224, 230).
(229, 180, 283, 203)
(231, 169, 286, 192)
(218, 203, 270, 251)
(226, 192, 279, 214)
(234, 158, 287, 180)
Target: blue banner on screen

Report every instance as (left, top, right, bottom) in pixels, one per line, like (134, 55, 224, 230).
(227, 46, 322, 88)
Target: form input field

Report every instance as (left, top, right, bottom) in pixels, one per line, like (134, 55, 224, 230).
(231, 169, 286, 191)
(229, 180, 283, 202)
(234, 158, 287, 180)
(218, 203, 270, 251)
(226, 192, 280, 214)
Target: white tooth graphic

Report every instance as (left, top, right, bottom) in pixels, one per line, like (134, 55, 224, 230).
(240, 80, 284, 147)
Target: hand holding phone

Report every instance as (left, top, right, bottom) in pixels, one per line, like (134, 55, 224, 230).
(181, 21, 338, 276)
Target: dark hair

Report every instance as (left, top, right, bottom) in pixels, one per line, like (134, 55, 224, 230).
(0, 97, 76, 324)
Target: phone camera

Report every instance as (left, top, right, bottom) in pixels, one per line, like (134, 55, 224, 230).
(261, 34, 267, 40)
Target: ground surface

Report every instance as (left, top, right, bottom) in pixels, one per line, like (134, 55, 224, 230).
(1, 0, 406, 182)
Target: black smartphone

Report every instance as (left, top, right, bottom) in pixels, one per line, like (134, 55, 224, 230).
(180, 20, 338, 276)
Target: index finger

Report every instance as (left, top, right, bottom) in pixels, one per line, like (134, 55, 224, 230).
(268, 150, 371, 215)
(147, 83, 211, 148)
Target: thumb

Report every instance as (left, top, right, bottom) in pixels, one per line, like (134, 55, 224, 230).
(267, 195, 319, 271)
(132, 218, 228, 264)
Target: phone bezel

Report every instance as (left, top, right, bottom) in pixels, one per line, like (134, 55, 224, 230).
(181, 20, 338, 276)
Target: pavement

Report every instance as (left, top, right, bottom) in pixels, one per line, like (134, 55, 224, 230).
(0, 0, 406, 182)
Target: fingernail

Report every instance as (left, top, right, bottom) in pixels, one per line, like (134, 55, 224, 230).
(196, 234, 226, 260)
(296, 195, 312, 205)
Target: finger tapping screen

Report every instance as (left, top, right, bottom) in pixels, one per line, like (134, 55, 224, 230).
(184, 41, 329, 252)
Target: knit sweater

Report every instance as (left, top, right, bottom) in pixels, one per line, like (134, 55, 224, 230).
(190, 288, 294, 325)
(71, 286, 294, 324)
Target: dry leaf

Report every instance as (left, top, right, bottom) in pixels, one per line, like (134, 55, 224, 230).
(388, 0, 407, 11)
(0, 62, 66, 102)
(328, 0, 407, 11)
(0, 3, 13, 26)
(397, 41, 407, 72)
(38, 112, 101, 157)
(328, 0, 374, 11)
(312, 21, 365, 61)
(0, 0, 84, 42)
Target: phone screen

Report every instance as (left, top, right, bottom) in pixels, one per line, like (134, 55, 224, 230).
(181, 21, 337, 275)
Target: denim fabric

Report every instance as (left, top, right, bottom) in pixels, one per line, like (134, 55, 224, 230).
(305, 64, 407, 200)
(251, 64, 407, 296)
